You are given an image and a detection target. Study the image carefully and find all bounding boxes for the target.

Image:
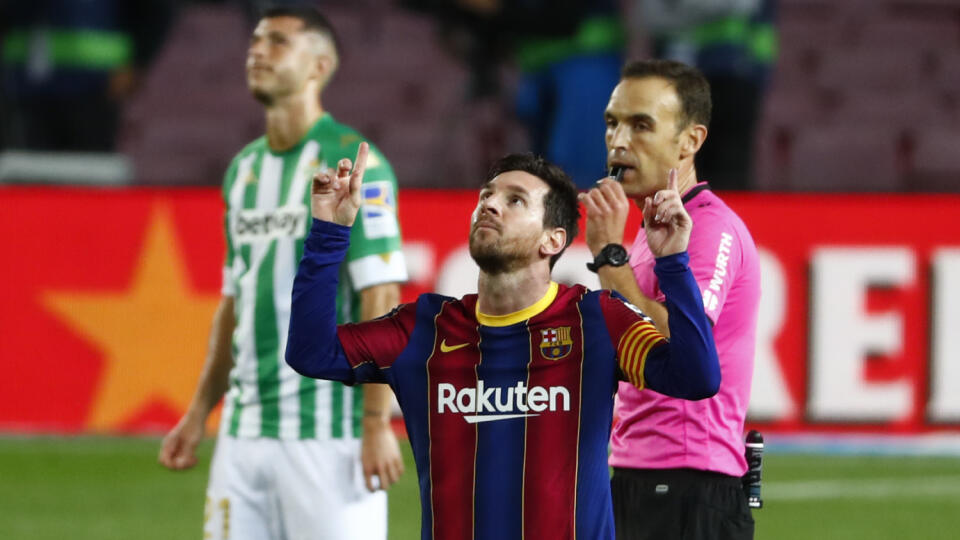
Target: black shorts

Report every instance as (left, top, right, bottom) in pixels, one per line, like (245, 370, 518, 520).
(611, 467, 755, 540)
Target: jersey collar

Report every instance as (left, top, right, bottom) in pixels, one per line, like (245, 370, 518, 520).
(476, 281, 558, 327)
(682, 182, 711, 204)
(267, 113, 331, 156)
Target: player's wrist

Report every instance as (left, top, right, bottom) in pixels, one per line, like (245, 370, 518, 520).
(586, 236, 623, 257)
(181, 407, 209, 430)
(362, 410, 391, 426)
(362, 418, 392, 437)
(587, 243, 629, 273)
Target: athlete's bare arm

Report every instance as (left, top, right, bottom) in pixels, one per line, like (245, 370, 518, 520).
(597, 266, 670, 337)
(159, 295, 235, 470)
(359, 283, 405, 491)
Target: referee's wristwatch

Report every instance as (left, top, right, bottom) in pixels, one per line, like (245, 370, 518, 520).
(586, 243, 629, 273)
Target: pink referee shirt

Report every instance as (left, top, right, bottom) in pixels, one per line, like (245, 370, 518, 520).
(610, 183, 761, 477)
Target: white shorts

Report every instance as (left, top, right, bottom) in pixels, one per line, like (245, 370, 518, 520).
(204, 436, 387, 540)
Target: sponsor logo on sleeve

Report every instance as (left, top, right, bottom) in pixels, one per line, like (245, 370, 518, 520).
(704, 231, 734, 313)
(361, 181, 399, 239)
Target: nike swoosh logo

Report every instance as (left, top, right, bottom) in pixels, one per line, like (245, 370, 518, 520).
(464, 413, 539, 424)
(440, 339, 471, 353)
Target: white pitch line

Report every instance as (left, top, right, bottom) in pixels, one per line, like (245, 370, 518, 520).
(766, 476, 960, 501)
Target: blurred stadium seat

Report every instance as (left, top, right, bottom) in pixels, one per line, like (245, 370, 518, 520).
(119, 2, 480, 187)
(906, 129, 960, 191)
(750, 0, 960, 191)
(761, 87, 831, 128)
(816, 49, 931, 94)
(935, 52, 960, 93)
(786, 127, 903, 191)
(830, 90, 957, 128)
(857, 17, 959, 51)
(119, 4, 259, 185)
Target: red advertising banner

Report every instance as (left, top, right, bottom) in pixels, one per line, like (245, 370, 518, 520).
(1, 187, 958, 435)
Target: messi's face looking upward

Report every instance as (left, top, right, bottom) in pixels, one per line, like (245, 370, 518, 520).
(469, 171, 554, 275)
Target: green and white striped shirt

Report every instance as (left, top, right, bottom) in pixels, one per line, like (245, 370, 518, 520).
(220, 113, 406, 440)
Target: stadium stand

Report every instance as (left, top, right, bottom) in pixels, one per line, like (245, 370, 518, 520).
(753, 0, 960, 191)
(907, 128, 960, 191)
(785, 126, 903, 191)
(115, 0, 960, 191)
(118, 5, 259, 185)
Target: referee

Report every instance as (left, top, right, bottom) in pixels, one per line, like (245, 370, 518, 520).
(580, 59, 761, 540)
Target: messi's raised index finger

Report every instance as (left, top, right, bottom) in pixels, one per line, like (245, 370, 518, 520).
(352, 142, 370, 181)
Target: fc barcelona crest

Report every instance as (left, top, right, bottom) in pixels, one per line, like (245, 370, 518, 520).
(540, 326, 573, 360)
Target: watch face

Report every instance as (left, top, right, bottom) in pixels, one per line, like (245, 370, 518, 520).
(604, 244, 629, 266)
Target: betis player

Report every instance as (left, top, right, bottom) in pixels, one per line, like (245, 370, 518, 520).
(159, 7, 406, 540)
(286, 149, 721, 540)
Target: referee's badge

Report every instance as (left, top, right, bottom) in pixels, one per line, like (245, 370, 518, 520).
(540, 327, 573, 360)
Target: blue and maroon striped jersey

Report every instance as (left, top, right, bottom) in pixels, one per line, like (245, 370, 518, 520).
(287, 220, 720, 540)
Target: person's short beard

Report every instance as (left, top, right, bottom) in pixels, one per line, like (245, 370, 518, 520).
(469, 235, 532, 275)
(251, 89, 274, 106)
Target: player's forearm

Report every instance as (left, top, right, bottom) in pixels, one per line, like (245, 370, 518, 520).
(286, 219, 355, 381)
(359, 283, 400, 421)
(642, 252, 720, 400)
(360, 282, 400, 320)
(362, 384, 394, 425)
(598, 265, 670, 336)
(186, 296, 236, 419)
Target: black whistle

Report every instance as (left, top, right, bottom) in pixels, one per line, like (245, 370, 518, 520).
(609, 167, 625, 183)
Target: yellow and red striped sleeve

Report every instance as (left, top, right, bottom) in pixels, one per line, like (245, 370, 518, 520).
(616, 319, 667, 390)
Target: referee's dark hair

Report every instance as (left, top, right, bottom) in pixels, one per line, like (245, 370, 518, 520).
(485, 153, 580, 270)
(621, 59, 712, 131)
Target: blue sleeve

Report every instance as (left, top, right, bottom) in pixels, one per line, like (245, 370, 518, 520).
(285, 219, 356, 384)
(642, 252, 721, 400)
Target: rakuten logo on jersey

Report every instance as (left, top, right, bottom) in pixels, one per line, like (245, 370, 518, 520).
(437, 381, 571, 423)
(231, 207, 307, 244)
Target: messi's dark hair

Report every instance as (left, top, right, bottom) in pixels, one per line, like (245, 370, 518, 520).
(621, 59, 712, 130)
(485, 153, 580, 269)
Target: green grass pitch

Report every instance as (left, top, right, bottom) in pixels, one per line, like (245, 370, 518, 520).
(1, 436, 958, 539)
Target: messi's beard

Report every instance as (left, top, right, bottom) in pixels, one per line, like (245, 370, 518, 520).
(469, 234, 535, 275)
